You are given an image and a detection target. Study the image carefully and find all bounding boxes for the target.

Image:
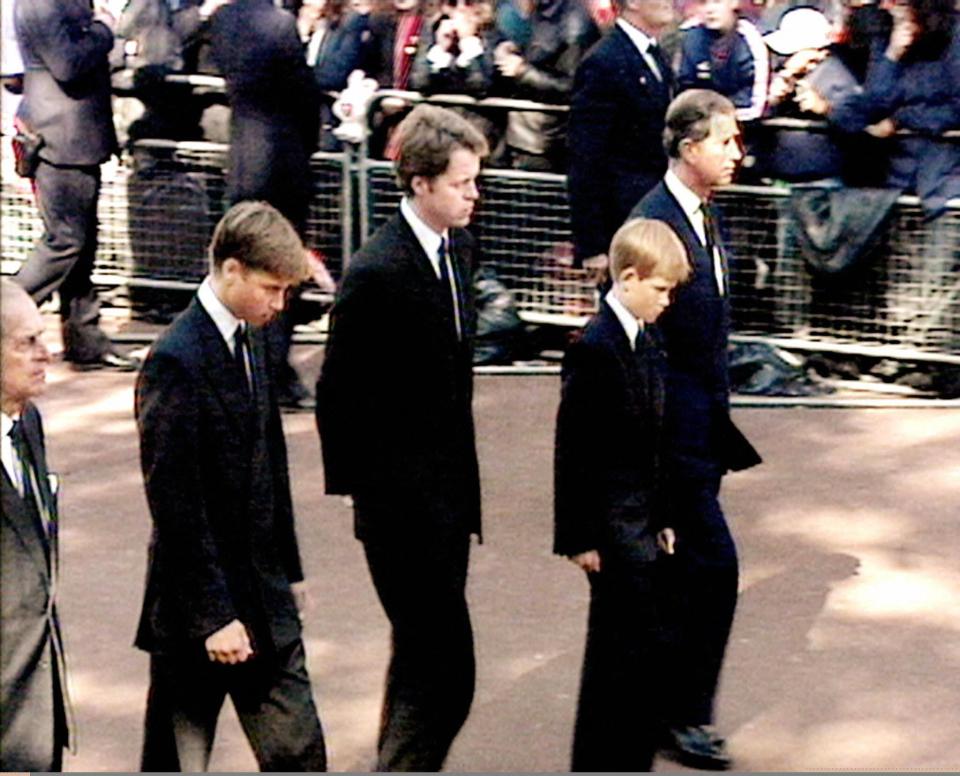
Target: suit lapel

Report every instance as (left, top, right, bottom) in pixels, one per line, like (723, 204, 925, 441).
(614, 26, 670, 98)
(395, 215, 461, 341)
(1, 457, 50, 584)
(188, 300, 256, 432)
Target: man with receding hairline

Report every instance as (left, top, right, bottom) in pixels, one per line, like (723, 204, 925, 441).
(630, 89, 761, 770)
(1, 279, 74, 772)
(318, 104, 488, 771)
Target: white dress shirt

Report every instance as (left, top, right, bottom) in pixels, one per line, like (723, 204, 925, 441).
(2, 411, 24, 496)
(664, 169, 725, 295)
(401, 197, 462, 338)
(197, 277, 254, 382)
(605, 289, 643, 350)
(616, 18, 663, 82)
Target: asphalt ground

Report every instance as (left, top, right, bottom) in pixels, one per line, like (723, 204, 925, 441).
(23, 311, 960, 772)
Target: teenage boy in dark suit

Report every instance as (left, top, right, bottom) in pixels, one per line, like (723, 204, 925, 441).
(555, 218, 691, 772)
(135, 201, 327, 772)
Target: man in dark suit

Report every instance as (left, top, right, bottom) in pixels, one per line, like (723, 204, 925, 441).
(567, 0, 675, 278)
(630, 89, 761, 770)
(210, 0, 321, 410)
(1, 280, 73, 771)
(554, 219, 691, 772)
(135, 202, 327, 772)
(12, 0, 138, 371)
(317, 105, 488, 771)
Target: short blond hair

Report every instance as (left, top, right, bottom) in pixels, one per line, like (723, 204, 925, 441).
(610, 218, 691, 283)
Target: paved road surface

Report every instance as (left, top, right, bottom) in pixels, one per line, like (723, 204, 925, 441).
(29, 336, 960, 772)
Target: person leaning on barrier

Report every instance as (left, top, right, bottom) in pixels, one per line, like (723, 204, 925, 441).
(12, 0, 140, 371)
(317, 104, 487, 771)
(629, 89, 762, 770)
(567, 0, 676, 282)
(554, 219, 691, 772)
(134, 202, 327, 772)
(1, 280, 74, 772)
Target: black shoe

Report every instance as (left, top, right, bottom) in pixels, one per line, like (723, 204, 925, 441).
(68, 350, 141, 373)
(661, 725, 731, 771)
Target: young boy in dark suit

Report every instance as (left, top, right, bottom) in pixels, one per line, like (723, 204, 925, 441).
(554, 217, 691, 772)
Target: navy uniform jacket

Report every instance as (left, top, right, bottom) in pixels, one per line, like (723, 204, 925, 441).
(630, 182, 760, 498)
(568, 24, 671, 263)
(135, 300, 304, 656)
(14, 0, 117, 166)
(1, 403, 72, 771)
(554, 301, 667, 558)
(317, 213, 481, 541)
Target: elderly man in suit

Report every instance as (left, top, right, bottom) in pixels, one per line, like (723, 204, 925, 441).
(12, 0, 138, 371)
(567, 0, 676, 279)
(210, 0, 321, 410)
(317, 104, 488, 772)
(629, 89, 761, 770)
(1, 279, 73, 771)
(135, 202, 327, 772)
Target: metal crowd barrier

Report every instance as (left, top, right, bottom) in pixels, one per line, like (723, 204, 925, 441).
(1, 87, 958, 364)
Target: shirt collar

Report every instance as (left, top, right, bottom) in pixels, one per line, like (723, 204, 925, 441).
(197, 276, 244, 349)
(617, 17, 657, 55)
(401, 197, 449, 272)
(605, 289, 643, 350)
(665, 167, 706, 223)
(1, 411, 18, 439)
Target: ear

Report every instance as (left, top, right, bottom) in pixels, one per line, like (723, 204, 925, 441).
(617, 266, 639, 286)
(678, 137, 698, 165)
(220, 257, 245, 284)
(411, 174, 431, 197)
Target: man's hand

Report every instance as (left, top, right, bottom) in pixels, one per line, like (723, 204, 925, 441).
(494, 41, 527, 78)
(204, 619, 254, 664)
(657, 527, 676, 555)
(885, 10, 918, 61)
(866, 118, 896, 138)
(570, 550, 601, 573)
(794, 79, 830, 116)
(582, 253, 610, 285)
(291, 580, 312, 620)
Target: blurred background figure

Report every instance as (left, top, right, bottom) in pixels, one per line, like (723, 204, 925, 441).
(211, 0, 322, 409)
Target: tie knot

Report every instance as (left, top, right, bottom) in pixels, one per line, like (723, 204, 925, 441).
(234, 324, 247, 347)
(634, 327, 646, 352)
(438, 237, 447, 261)
(9, 418, 24, 446)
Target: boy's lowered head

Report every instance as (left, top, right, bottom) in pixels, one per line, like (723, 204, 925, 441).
(609, 218, 691, 324)
(207, 200, 310, 328)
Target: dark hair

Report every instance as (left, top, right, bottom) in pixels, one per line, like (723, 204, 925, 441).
(663, 89, 737, 159)
(903, 0, 956, 60)
(394, 104, 489, 194)
(208, 201, 308, 280)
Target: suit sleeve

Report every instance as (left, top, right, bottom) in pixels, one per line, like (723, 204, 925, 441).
(136, 351, 237, 641)
(316, 261, 391, 495)
(568, 53, 618, 263)
(553, 338, 612, 556)
(18, 5, 114, 86)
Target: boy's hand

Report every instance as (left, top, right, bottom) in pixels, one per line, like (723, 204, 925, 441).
(657, 527, 676, 555)
(204, 619, 254, 664)
(570, 550, 601, 573)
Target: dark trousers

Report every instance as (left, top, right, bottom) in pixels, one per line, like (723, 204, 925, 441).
(15, 160, 112, 361)
(362, 528, 475, 771)
(140, 638, 327, 772)
(572, 539, 666, 772)
(661, 477, 739, 726)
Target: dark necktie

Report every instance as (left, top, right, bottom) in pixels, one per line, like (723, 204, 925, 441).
(648, 42, 670, 85)
(438, 237, 462, 340)
(234, 324, 253, 396)
(701, 202, 727, 295)
(9, 419, 48, 540)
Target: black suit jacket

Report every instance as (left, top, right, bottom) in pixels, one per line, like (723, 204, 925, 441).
(1, 403, 71, 770)
(630, 181, 760, 491)
(14, 0, 118, 166)
(554, 301, 667, 558)
(317, 212, 481, 541)
(568, 25, 671, 263)
(210, 0, 319, 228)
(135, 299, 304, 657)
